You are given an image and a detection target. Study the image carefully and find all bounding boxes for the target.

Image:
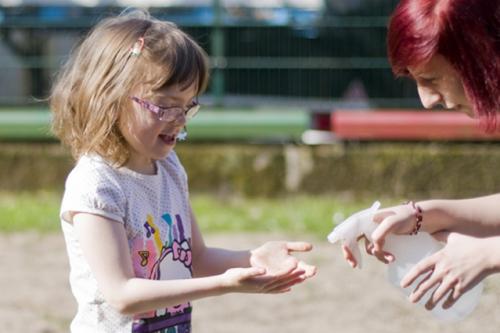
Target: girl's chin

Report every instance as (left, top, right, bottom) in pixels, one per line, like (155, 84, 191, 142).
(150, 143, 175, 161)
(158, 145, 175, 157)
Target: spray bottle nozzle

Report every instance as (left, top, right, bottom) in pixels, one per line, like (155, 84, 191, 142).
(327, 201, 381, 268)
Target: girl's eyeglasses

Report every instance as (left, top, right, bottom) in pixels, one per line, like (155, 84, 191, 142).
(130, 96, 201, 122)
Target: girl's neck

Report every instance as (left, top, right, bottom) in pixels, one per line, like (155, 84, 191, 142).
(124, 156, 157, 175)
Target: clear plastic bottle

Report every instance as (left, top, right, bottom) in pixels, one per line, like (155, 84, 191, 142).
(384, 233, 483, 322)
(328, 201, 483, 321)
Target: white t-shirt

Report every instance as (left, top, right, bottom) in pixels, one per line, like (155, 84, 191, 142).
(60, 152, 193, 333)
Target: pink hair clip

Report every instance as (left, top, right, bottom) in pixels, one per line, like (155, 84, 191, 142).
(130, 37, 145, 57)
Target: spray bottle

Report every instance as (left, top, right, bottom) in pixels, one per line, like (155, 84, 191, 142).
(327, 201, 483, 321)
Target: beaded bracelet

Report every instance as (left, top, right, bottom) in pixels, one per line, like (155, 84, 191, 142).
(406, 201, 423, 235)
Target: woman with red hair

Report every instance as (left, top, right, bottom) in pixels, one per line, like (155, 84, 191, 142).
(388, 0, 499, 129)
(342, 0, 500, 312)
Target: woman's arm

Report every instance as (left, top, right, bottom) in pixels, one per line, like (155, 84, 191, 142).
(73, 213, 304, 316)
(370, 194, 500, 255)
(418, 194, 500, 236)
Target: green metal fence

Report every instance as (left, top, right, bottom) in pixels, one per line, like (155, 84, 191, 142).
(0, 1, 418, 108)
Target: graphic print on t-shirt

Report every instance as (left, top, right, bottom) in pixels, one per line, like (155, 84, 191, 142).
(131, 212, 192, 333)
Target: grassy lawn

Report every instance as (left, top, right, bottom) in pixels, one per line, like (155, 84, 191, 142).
(0, 191, 61, 232)
(0, 191, 400, 236)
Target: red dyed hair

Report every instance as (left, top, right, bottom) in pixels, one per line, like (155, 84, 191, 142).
(387, 0, 500, 131)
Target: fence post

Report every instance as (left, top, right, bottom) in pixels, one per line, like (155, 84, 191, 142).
(211, 0, 225, 106)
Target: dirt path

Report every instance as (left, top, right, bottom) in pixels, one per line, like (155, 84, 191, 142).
(2, 232, 500, 333)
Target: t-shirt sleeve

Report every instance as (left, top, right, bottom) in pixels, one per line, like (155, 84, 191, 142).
(61, 161, 126, 224)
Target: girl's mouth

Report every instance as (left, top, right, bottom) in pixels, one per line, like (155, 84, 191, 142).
(159, 134, 177, 145)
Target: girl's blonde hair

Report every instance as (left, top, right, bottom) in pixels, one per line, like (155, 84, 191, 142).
(50, 10, 210, 165)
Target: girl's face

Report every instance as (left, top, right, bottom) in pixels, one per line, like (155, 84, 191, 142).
(408, 54, 473, 117)
(120, 83, 198, 174)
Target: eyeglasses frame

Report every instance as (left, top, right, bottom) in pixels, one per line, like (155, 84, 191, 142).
(130, 96, 200, 122)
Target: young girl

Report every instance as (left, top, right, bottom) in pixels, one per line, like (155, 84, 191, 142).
(341, 0, 500, 313)
(51, 11, 316, 333)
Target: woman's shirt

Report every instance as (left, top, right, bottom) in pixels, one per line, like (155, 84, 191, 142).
(60, 151, 193, 333)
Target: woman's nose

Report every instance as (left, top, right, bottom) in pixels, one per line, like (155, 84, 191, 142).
(418, 86, 443, 109)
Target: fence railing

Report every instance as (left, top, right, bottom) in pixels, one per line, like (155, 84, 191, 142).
(0, 1, 420, 109)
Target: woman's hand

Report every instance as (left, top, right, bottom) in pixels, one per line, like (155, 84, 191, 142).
(340, 204, 416, 267)
(401, 232, 500, 310)
(370, 204, 419, 254)
(250, 241, 317, 279)
(341, 236, 395, 268)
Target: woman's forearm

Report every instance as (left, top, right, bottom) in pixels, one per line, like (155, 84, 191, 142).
(418, 194, 500, 236)
(482, 236, 500, 274)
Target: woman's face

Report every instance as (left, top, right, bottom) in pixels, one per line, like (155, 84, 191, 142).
(408, 54, 473, 117)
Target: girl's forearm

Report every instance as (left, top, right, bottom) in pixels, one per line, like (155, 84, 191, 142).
(193, 247, 250, 277)
(418, 194, 500, 236)
(114, 275, 227, 315)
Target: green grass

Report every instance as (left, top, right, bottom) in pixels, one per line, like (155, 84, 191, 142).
(0, 191, 61, 232)
(0, 191, 397, 236)
(192, 195, 376, 237)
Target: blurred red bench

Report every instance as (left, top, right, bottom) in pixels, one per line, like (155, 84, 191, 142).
(330, 110, 500, 141)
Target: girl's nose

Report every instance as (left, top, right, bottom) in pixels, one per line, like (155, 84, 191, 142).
(172, 110, 187, 127)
